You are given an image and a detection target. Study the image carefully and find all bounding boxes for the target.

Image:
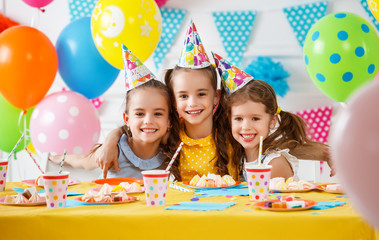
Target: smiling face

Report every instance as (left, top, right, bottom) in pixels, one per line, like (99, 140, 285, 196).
(171, 69, 219, 128)
(123, 88, 170, 145)
(230, 100, 277, 151)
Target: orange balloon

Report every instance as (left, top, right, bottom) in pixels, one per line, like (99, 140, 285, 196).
(0, 26, 58, 109)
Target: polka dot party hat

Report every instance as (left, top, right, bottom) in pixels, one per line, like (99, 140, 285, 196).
(177, 20, 211, 69)
(212, 52, 254, 95)
(122, 43, 156, 92)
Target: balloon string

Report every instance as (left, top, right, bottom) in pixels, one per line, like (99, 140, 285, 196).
(30, 7, 41, 29)
(17, 110, 29, 149)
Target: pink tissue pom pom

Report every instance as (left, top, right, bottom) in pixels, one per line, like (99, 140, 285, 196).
(155, 0, 168, 7)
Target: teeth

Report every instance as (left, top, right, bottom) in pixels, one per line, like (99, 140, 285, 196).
(241, 134, 255, 139)
(187, 110, 202, 114)
(142, 129, 156, 133)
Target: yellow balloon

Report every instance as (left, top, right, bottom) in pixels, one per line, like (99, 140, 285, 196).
(91, 0, 162, 69)
(367, 0, 379, 22)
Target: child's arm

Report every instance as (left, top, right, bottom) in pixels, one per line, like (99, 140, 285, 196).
(93, 127, 123, 178)
(49, 154, 98, 170)
(269, 156, 294, 180)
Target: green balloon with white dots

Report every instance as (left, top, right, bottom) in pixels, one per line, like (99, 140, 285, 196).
(303, 12, 379, 102)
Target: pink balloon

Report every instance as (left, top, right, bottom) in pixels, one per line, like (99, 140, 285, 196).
(330, 81, 379, 229)
(155, 0, 168, 7)
(30, 91, 100, 155)
(22, 0, 54, 8)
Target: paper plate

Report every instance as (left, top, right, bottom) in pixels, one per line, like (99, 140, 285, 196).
(0, 196, 46, 206)
(182, 181, 241, 189)
(91, 186, 145, 194)
(22, 179, 80, 187)
(254, 199, 317, 212)
(269, 184, 318, 193)
(74, 196, 139, 204)
(92, 178, 144, 186)
(316, 184, 344, 194)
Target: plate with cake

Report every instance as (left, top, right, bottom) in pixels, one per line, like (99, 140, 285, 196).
(317, 183, 344, 194)
(183, 174, 241, 189)
(91, 182, 145, 194)
(254, 198, 317, 212)
(0, 187, 46, 206)
(75, 189, 139, 204)
(92, 178, 144, 186)
(269, 177, 317, 193)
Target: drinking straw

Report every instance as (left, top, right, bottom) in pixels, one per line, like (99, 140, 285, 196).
(258, 136, 263, 167)
(58, 149, 67, 174)
(169, 182, 192, 192)
(7, 133, 25, 161)
(24, 147, 44, 174)
(165, 142, 184, 172)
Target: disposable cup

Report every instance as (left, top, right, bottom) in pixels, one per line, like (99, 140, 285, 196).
(42, 171, 69, 208)
(142, 170, 169, 206)
(0, 160, 8, 192)
(245, 165, 272, 201)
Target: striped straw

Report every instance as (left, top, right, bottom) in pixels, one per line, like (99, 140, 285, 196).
(58, 149, 67, 174)
(165, 142, 184, 172)
(258, 136, 263, 167)
(7, 133, 25, 160)
(169, 182, 192, 192)
(24, 147, 44, 174)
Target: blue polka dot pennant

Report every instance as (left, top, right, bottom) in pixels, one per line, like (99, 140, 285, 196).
(68, 0, 98, 21)
(212, 11, 257, 65)
(283, 1, 328, 47)
(360, 0, 379, 31)
(153, 8, 187, 70)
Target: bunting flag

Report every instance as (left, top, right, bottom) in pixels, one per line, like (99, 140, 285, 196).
(153, 8, 187, 70)
(68, 0, 98, 21)
(283, 1, 328, 47)
(212, 11, 256, 65)
(360, 0, 379, 31)
(296, 106, 332, 144)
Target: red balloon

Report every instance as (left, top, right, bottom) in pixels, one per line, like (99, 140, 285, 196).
(22, 0, 54, 8)
(0, 26, 58, 109)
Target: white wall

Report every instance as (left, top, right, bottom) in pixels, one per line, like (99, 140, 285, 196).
(1, 0, 373, 181)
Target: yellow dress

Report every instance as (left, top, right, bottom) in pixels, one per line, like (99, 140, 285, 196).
(178, 127, 238, 181)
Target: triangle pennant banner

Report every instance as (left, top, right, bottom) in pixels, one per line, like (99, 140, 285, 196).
(283, 1, 328, 47)
(153, 8, 187, 70)
(68, 0, 98, 21)
(212, 11, 256, 65)
(296, 106, 333, 144)
(360, 0, 379, 31)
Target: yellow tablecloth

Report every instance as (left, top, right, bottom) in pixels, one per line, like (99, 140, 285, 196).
(0, 182, 377, 240)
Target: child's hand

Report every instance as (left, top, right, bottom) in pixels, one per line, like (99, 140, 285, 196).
(93, 144, 119, 179)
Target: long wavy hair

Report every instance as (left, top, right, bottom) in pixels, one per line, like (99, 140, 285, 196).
(227, 80, 325, 172)
(164, 65, 233, 181)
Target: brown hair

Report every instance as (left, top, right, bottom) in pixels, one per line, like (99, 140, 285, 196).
(227, 80, 325, 171)
(164, 65, 233, 181)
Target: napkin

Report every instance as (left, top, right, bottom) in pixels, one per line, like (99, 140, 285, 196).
(165, 202, 236, 211)
(194, 184, 248, 197)
(12, 188, 83, 197)
(310, 201, 346, 210)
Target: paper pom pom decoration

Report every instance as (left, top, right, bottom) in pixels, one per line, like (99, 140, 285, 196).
(244, 57, 290, 97)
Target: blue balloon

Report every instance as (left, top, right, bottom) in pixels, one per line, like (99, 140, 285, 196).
(56, 17, 119, 99)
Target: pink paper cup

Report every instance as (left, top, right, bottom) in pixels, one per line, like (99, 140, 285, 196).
(0, 161, 8, 192)
(42, 171, 70, 208)
(246, 165, 272, 201)
(142, 170, 169, 207)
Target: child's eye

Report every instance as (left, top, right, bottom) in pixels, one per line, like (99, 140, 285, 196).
(155, 112, 163, 116)
(135, 112, 144, 116)
(198, 92, 207, 97)
(234, 117, 243, 121)
(252, 117, 260, 121)
(179, 94, 188, 99)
